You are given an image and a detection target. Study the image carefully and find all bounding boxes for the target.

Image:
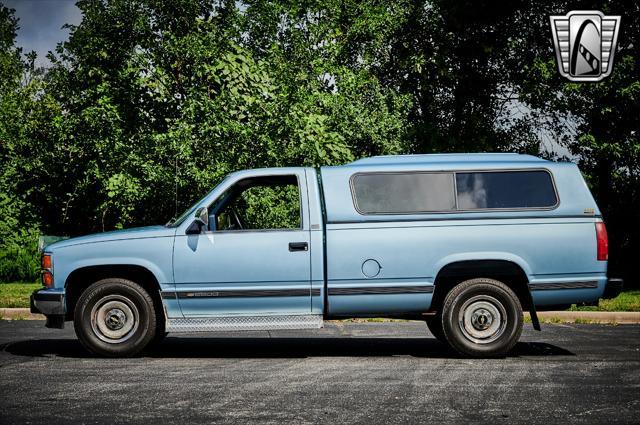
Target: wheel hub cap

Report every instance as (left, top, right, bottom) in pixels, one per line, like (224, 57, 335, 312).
(458, 295, 507, 344)
(105, 308, 127, 331)
(471, 308, 493, 330)
(90, 295, 139, 344)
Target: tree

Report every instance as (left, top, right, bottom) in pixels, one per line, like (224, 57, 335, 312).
(12, 0, 410, 235)
(0, 5, 52, 281)
(508, 0, 639, 286)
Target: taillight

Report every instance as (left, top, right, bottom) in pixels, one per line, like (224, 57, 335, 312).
(41, 254, 53, 287)
(595, 222, 608, 261)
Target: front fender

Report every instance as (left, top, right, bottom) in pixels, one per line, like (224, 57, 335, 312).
(51, 236, 175, 289)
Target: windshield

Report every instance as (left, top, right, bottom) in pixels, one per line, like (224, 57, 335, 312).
(165, 176, 229, 228)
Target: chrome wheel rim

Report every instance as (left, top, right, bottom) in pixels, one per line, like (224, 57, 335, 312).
(90, 295, 139, 344)
(458, 295, 507, 344)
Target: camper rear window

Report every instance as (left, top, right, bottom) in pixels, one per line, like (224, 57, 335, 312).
(455, 170, 558, 210)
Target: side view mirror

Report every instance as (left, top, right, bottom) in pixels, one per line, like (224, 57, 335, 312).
(186, 207, 209, 234)
(194, 207, 209, 227)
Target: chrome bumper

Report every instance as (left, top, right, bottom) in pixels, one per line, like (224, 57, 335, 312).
(30, 289, 66, 328)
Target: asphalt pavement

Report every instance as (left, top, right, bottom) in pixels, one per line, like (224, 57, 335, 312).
(0, 320, 638, 424)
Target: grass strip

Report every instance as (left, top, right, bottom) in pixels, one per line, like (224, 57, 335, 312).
(570, 290, 640, 312)
(0, 282, 41, 308)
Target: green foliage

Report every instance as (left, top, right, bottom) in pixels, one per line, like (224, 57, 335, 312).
(511, 1, 639, 287)
(0, 230, 40, 283)
(0, 5, 42, 281)
(0, 192, 40, 281)
(4, 1, 409, 238)
(220, 185, 301, 230)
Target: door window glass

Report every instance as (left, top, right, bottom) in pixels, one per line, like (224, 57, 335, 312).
(214, 175, 301, 230)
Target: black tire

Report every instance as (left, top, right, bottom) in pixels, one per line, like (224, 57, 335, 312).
(425, 314, 446, 343)
(441, 278, 523, 358)
(74, 278, 157, 357)
(150, 330, 168, 347)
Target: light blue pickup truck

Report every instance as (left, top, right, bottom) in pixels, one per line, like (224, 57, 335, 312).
(32, 153, 622, 357)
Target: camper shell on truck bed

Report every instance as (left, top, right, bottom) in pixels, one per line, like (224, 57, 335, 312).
(32, 153, 622, 357)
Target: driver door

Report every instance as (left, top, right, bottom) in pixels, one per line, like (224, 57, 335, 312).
(172, 170, 312, 317)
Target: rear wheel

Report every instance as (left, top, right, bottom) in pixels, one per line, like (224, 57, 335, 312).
(74, 278, 157, 357)
(441, 278, 523, 358)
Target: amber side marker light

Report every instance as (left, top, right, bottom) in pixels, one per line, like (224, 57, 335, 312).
(41, 254, 53, 288)
(42, 271, 54, 288)
(41, 254, 52, 269)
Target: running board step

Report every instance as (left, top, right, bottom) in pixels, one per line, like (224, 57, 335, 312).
(166, 314, 324, 333)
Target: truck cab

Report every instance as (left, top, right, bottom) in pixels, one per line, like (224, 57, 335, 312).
(32, 154, 622, 357)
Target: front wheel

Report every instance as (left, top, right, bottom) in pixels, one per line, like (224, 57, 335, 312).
(74, 278, 158, 357)
(441, 278, 523, 358)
